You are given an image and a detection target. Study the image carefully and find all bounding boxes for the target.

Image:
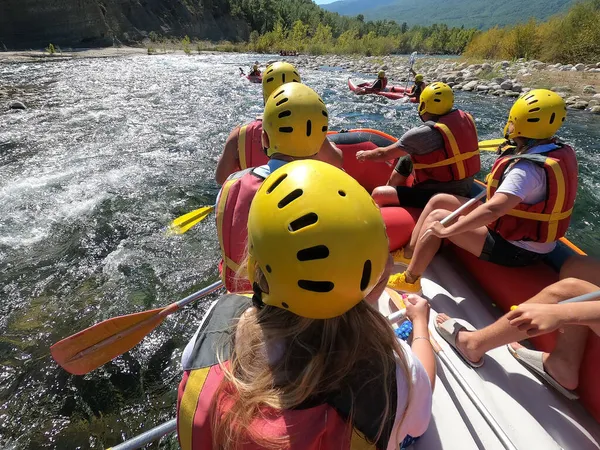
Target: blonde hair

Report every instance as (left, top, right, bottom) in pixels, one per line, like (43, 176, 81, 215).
(210, 263, 413, 449)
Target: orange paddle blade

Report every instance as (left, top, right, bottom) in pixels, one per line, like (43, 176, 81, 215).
(51, 306, 171, 375)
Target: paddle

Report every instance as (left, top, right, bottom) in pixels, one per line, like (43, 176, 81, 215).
(167, 205, 214, 235)
(51, 280, 224, 375)
(404, 51, 418, 93)
(511, 290, 600, 311)
(239, 67, 245, 76)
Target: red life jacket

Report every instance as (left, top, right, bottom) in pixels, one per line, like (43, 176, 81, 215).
(216, 169, 266, 292)
(486, 143, 578, 243)
(238, 120, 268, 170)
(381, 77, 388, 90)
(177, 294, 397, 450)
(411, 110, 480, 184)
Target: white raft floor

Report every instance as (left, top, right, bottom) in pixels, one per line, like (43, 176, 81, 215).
(379, 249, 600, 450)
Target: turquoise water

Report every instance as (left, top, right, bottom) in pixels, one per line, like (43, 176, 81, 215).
(0, 53, 599, 449)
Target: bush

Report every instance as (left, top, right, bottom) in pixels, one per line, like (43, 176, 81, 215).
(46, 43, 56, 54)
(149, 31, 160, 42)
(181, 35, 191, 55)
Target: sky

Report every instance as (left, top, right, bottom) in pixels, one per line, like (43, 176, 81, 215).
(313, 0, 339, 4)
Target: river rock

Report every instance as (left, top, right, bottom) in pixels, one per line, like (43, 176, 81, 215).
(569, 101, 588, 109)
(566, 96, 580, 104)
(9, 100, 26, 110)
(481, 63, 492, 72)
(588, 99, 600, 107)
(583, 85, 597, 94)
(462, 80, 478, 91)
(446, 82, 455, 88)
(590, 106, 600, 114)
(574, 63, 585, 71)
(500, 80, 513, 90)
(551, 85, 571, 92)
(505, 91, 521, 97)
(477, 85, 490, 91)
(492, 89, 505, 96)
(511, 83, 523, 93)
(561, 64, 574, 71)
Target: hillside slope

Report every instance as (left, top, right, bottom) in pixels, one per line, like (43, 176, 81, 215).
(324, 0, 576, 28)
(0, 0, 249, 50)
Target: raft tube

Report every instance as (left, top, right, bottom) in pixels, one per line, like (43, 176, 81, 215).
(348, 78, 418, 102)
(245, 75, 262, 83)
(330, 128, 418, 251)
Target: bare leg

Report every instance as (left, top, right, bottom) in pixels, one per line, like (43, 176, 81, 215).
(436, 278, 597, 389)
(405, 194, 479, 259)
(404, 208, 487, 282)
(372, 186, 400, 208)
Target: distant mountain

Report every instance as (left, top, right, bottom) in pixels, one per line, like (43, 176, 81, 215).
(322, 0, 577, 29)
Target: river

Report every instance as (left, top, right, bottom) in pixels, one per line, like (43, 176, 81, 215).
(1, 52, 599, 449)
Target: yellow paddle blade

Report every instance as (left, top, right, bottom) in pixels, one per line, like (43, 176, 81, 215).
(51, 307, 168, 375)
(478, 138, 513, 152)
(167, 205, 215, 235)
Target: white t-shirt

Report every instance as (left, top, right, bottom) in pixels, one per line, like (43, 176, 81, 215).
(495, 144, 559, 254)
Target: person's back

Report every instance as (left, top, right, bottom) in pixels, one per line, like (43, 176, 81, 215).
(216, 84, 329, 293)
(178, 160, 435, 450)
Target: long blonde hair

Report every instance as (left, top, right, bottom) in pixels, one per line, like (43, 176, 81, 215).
(210, 264, 413, 449)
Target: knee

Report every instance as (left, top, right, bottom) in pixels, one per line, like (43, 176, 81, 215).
(427, 208, 449, 223)
(372, 186, 396, 207)
(427, 193, 458, 210)
(541, 277, 588, 304)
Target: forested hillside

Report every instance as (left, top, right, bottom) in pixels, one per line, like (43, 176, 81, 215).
(323, 0, 576, 29)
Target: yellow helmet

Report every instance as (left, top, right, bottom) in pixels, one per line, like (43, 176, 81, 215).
(247, 160, 389, 319)
(263, 83, 328, 158)
(378, 70, 385, 78)
(419, 81, 454, 116)
(253, 64, 258, 71)
(262, 62, 301, 103)
(504, 89, 566, 140)
(415, 74, 424, 83)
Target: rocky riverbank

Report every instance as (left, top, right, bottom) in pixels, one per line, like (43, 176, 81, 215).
(292, 54, 600, 115)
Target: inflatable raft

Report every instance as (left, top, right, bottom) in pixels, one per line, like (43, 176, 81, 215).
(348, 78, 418, 102)
(245, 74, 262, 83)
(111, 128, 600, 450)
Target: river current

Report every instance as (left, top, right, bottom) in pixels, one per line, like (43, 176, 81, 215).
(1, 53, 599, 449)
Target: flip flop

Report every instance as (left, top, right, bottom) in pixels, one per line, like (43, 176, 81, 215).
(506, 345, 579, 400)
(434, 316, 484, 368)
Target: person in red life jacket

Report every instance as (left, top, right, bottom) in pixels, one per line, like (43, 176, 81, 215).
(178, 160, 435, 450)
(356, 70, 388, 94)
(216, 83, 331, 293)
(248, 63, 261, 77)
(405, 71, 427, 102)
(358, 82, 480, 212)
(434, 255, 600, 399)
(387, 89, 577, 293)
(215, 62, 342, 185)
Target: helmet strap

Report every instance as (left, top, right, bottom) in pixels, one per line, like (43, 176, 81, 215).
(252, 282, 265, 309)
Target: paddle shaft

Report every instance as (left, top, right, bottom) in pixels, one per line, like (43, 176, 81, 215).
(440, 190, 486, 226)
(559, 290, 600, 304)
(429, 333, 519, 450)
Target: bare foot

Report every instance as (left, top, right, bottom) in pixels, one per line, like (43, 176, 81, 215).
(508, 342, 579, 390)
(436, 313, 484, 364)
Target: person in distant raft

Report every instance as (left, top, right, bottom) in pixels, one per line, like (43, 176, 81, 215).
(249, 64, 261, 77)
(356, 70, 388, 94)
(215, 62, 342, 185)
(216, 83, 330, 293)
(405, 70, 427, 102)
(358, 82, 480, 210)
(178, 160, 435, 450)
(387, 89, 577, 293)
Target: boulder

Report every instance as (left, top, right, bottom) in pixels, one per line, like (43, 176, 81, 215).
(500, 80, 513, 90)
(574, 63, 585, 71)
(446, 82, 455, 88)
(501, 60, 511, 68)
(593, 93, 600, 100)
(561, 64, 574, 71)
(9, 100, 26, 110)
(511, 83, 523, 93)
(492, 77, 506, 84)
(492, 89, 505, 96)
(477, 85, 490, 91)
(566, 96, 580, 104)
(462, 80, 478, 91)
(481, 63, 492, 72)
(556, 92, 568, 98)
(588, 99, 599, 107)
(569, 101, 588, 109)
(583, 85, 597, 95)
(551, 85, 571, 92)
(590, 106, 600, 114)
(505, 91, 521, 97)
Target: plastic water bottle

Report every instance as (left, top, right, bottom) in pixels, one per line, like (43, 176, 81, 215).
(394, 320, 413, 341)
